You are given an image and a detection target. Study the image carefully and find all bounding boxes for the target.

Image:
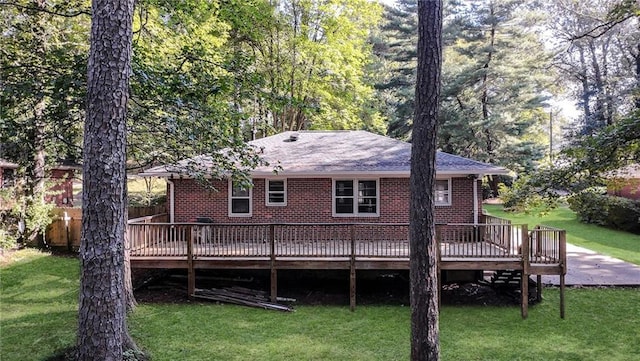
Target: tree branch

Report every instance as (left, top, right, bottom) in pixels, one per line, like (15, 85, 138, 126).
(569, 14, 634, 41)
(0, 1, 90, 17)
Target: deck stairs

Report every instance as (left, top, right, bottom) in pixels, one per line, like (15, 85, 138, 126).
(491, 269, 522, 288)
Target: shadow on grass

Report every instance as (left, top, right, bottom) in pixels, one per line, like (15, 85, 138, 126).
(1, 253, 79, 305)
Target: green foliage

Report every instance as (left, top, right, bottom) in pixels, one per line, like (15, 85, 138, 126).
(369, 0, 417, 139)
(128, 0, 263, 177)
(514, 112, 640, 211)
(0, 227, 17, 250)
(496, 175, 559, 214)
(439, 0, 551, 174)
(545, 0, 639, 135)
(498, 178, 538, 212)
(372, 0, 551, 175)
(252, 0, 384, 135)
(0, 1, 88, 165)
(0, 183, 55, 248)
(568, 190, 640, 233)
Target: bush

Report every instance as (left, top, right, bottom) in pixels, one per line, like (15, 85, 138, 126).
(497, 176, 556, 213)
(568, 190, 640, 233)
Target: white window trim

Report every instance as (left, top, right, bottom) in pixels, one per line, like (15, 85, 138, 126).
(265, 178, 287, 207)
(332, 178, 380, 217)
(435, 178, 452, 207)
(228, 179, 252, 217)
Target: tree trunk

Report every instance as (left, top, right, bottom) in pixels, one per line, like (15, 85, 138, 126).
(635, 41, 640, 110)
(24, 0, 48, 246)
(76, 0, 135, 360)
(575, 44, 593, 134)
(410, 1, 442, 360)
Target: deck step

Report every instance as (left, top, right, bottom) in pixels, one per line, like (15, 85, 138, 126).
(491, 269, 522, 287)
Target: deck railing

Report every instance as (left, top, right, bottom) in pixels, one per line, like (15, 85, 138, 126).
(529, 225, 566, 264)
(127, 218, 564, 264)
(437, 223, 525, 259)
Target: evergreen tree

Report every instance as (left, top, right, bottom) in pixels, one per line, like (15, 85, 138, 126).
(439, 0, 552, 177)
(370, 0, 418, 139)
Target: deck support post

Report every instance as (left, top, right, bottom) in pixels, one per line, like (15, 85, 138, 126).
(270, 268, 278, 303)
(559, 230, 567, 319)
(187, 228, 195, 299)
(349, 225, 356, 312)
(520, 225, 529, 319)
(560, 274, 565, 319)
(270, 224, 277, 303)
(436, 226, 442, 309)
(536, 275, 542, 302)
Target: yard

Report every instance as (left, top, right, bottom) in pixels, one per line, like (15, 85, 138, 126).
(484, 204, 640, 266)
(1, 249, 639, 361)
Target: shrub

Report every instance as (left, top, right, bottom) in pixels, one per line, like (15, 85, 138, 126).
(568, 190, 640, 233)
(497, 176, 557, 213)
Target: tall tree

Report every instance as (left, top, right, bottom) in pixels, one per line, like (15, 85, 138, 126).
(0, 0, 88, 243)
(410, 0, 442, 360)
(546, 0, 640, 136)
(440, 0, 551, 178)
(76, 0, 136, 359)
(127, 0, 263, 176)
(370, 0, 418, 139)
(251, 0, 384, 135)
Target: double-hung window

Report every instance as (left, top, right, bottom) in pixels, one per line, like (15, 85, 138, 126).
(229, 180, 252, 216)
(266, 179, 286, 206)
(435, 179, 451, 206)
(334, 179, 378, 216)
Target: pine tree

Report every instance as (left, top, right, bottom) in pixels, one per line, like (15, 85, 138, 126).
(371, 0, 418, 139)
(439, 0, 552, 178)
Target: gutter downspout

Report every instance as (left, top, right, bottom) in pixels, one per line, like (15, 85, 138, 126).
(166, 178, 175, 223)
(473, 174, 480, 226)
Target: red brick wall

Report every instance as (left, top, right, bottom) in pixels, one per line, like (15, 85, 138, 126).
(46, 169, 76, 207)
(172, 177, 479, 224)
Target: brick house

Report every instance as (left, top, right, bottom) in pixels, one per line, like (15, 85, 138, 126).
(0, 158, 78, 207)
(141, 131, 508, 224)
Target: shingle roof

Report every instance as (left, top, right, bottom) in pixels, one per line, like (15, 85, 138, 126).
(252, 131, 508, 176)
(141, 130, 508, 177)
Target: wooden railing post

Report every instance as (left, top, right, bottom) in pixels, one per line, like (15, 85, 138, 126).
(349, 225, 356, 312)
(559, 229, 567, 319)
(435, 225, 442, 309)
(187, 225, 195, 300)
(270, 224, 277, 303)
(520, 224, 529, 319)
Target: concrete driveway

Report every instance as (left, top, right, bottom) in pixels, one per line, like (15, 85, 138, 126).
(541, 243, 640, 286)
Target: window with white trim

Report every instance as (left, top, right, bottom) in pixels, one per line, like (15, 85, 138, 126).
(266, 179, 286, 206)
(435, 179, 451, 206)
(334, 179, 379, 216)
(229, 180, 252, 216)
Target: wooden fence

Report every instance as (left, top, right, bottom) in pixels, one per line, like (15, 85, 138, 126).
(45, 205, 166, 250)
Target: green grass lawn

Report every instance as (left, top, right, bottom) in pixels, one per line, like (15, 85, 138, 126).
(2, 250, 639, 361)
(484, 204, 640, 266)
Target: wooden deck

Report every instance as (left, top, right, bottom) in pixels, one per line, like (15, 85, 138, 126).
(127, 215, 567, 318)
